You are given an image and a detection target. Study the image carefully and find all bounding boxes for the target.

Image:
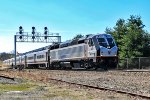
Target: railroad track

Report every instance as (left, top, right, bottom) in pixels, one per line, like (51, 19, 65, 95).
(0, 75, 15, 80)
(1, 69, 150, 99)
(47, 78, 150, 99)
(0, 74, 150, 99)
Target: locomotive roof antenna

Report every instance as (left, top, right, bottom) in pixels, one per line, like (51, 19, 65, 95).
(14, 26, 61, 69)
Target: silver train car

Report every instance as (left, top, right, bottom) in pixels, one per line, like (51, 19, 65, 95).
(3, 33, 118, 70)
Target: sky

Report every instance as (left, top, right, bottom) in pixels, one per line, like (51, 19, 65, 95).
(0, 0, 149, 53)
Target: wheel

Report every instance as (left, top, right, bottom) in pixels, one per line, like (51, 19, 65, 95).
(80, 62, 84, 68)
(84, 62, 89, 69)
(88, 60, 94, 69)
(54, 62, 61, 69)
(49, 64, 54, 70)
(70, 62, 74, 68)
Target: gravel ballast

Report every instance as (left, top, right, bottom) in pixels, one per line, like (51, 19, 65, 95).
(0, 69, 150, 100)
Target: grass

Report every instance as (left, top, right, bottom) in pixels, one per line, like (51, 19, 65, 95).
(0, 82, 93, 100)
(0, 78, 95, 100)
(0, 74, 97, 99)
(44, 84, 94, 100)
(0, 82, 37, 92)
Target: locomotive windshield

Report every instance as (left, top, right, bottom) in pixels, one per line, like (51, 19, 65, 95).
(106, 38, 115, 47)
(97, 38, 107, 47)
(97, 37, 115, 48)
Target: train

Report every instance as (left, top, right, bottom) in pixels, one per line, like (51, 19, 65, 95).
(3, 33, 118, 70)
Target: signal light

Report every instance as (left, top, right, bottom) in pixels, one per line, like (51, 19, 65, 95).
(32, 26, 35, 34)
(19, 26, 23, 34)
(44, 27, 47, 30)
(44, 36, 47, 39)
(19, 36, 22, 39)
(44, 27, 48, 35)
(32, 36, 35, 39)
(32, 26, 35, 30)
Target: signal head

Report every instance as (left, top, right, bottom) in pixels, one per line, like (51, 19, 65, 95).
(19, 36, 22, 39)
(44, 27, 48, 35)
(44, 27, 47, 30)
(19, 26, 23, 34)
(32, 26, 35, 34)
(32, 26, 35, 30)
(44, 36, 47, 39)
(19, 26, 22, 30)
(32, 36, 35, 39)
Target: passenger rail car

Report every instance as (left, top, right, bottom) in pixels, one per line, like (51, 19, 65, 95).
(3, 33, 118, 70)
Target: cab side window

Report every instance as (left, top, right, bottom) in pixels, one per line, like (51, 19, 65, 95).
(89, 39, 94, 46)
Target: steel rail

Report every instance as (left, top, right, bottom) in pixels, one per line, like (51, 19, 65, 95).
(1, 69, 150, 99)
(0, 75, 15, 80)
(48, 78, 150, 99)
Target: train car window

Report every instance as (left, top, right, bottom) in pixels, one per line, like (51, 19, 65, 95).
(37, 56, 39, 59)
(46, 52, 48, 61)
(34, 54, 36, 60)
(37, 55, 45, 59)
(25, 56, 27, 61)
(28, 57, 34, 60)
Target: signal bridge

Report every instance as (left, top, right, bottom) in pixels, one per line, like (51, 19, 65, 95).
(14, 26, 61, 68)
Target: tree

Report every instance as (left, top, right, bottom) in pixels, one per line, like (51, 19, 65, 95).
(72, 34, 84, 40)
(0, 52, 13, 61)
(105, 15, 150, 58)
(105, 19, 127, 58)
(124, 15, 148, 57)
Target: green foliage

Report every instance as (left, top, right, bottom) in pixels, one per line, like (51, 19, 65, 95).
(105, 15, 150, 58)
(72, 34, 84, 40)
(0, 83, 37, 92)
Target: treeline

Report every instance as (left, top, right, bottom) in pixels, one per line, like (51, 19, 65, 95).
(105, 15, 150, 58)
(0, 52, 14, 61)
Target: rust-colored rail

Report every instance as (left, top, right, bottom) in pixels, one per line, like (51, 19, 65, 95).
(0, 75, 15, 80)
(49, 78, 150, 99)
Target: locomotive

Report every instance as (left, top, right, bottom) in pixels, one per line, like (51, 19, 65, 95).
(3, 33, 118, 70)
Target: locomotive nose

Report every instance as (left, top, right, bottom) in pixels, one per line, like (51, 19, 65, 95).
(108, 50, 111, 54)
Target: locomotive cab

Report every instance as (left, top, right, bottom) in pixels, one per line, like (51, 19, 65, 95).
(93, 34, 118, 69)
